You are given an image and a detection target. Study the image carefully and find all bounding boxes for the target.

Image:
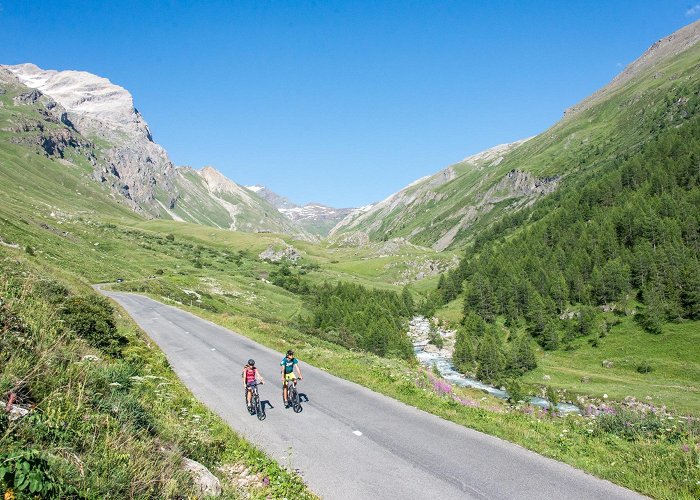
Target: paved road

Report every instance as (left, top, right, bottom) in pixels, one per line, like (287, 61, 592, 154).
(101, 290, 646, 500)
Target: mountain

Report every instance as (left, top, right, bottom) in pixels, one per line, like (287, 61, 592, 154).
(248, 184, 354, 236)
(329, 139, 532, 250)
(435, 20, 700, 368)
(331, 19, 700, 251)
(3, 64, 311, 238)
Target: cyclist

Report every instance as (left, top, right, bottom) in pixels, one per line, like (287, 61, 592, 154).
(242, 359, 264, 412)
(280, 349, 302, 407)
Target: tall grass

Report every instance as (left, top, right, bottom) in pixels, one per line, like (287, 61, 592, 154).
(0, 256, 315, 499)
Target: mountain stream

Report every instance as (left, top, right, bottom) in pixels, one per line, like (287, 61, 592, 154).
(410, 317, 580, 414)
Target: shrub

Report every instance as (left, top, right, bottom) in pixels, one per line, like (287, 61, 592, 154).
(506, 378, 528, 404)
(594, 406, 669, 440)
(32, 279, 69, 304)
(0, 304, 33, 359)
(0, 449, 76, 498)
(61, 295, 127, 355)
(428, 326, 444, 349)
(545, 385, 559, 412)
(636, 361, 653, 374)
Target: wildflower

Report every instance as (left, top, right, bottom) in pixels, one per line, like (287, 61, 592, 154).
(603, 394, 608, 399)
(681, 444, 690, 453)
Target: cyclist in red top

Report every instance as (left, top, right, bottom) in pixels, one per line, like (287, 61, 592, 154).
(242, 359, 264, 411)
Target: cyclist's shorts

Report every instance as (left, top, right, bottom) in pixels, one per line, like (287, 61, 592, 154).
(246, 381, 258, 388)
(283, 372, 296, 386)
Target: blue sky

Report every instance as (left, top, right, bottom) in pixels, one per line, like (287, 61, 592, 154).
(1, 1, 699, 207)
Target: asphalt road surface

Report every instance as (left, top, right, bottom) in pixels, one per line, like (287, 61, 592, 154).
(101, 290, 646, 500)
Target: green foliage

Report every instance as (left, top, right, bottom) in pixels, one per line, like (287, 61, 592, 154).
(0, 449, 75, 498)
(545, 385, 559, 412)
(307, 281, 413, 359)
(636, 361, 654, 374)
(0, 258, 313, 498)
(61, 295, 127, 355)
(507, 334, 537, 375)
(428, 325, 444, 349)
(446, 108, 700, 353)
(401, 286, 415, 316)
(32, 279, 69, 305)
(593, 406, 684, 441)
(269, 263, 310, 294)
(452, 325, 476, 373)
(476, 329, 505, 384)
(505, 378, 528, 404)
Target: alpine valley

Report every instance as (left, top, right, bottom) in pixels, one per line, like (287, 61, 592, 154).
(1, 18, 700, 500)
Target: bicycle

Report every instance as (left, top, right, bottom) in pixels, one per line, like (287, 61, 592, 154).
(285, 378, 302, 413)
(246, 382, 266, 421)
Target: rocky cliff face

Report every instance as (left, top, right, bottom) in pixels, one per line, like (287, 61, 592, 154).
(7, 63, 177, 215)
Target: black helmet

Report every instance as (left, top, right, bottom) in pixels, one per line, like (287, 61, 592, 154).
(286, 350, 294, 356)
(247, 359, 255, 366)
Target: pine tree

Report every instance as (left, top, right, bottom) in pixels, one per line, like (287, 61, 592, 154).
(453, 326, 476, 373)
(476, 329, 505, 383)
(508, 334, 537, 374)
(401, 285, 415, 317)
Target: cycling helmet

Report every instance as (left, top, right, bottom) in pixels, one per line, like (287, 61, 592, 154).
(286, 350, 294, 356)
(247, 359, 255, 366)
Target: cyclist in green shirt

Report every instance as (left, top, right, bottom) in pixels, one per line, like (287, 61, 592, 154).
(280, 349, 302, 407)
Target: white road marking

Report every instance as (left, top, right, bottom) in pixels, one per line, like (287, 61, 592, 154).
(353, 430, 363, 436)
(210, 348, 216, 351)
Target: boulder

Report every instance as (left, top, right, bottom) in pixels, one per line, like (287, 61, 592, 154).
(258, 243, 302, 262)
(182, 458, 222, 497)
(602, 360, 614, 369)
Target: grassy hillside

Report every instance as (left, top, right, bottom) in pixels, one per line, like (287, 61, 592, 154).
(333, 31, 700, 250)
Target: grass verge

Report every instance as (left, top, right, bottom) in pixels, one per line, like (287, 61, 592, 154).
(0, 255, 316, 499)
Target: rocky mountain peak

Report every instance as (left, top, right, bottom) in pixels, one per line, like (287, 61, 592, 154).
(198, 166, 257, 204)
(7, 63, 153, 142)
(4, 63, 176, 215)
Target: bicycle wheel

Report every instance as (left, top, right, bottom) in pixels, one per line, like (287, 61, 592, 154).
(291, 385, 302, 413)
(254, 392, 266, 421)
(245, 389, 254, 414)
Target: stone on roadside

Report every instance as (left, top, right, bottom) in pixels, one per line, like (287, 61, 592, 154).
(182, 458, 222, 497)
